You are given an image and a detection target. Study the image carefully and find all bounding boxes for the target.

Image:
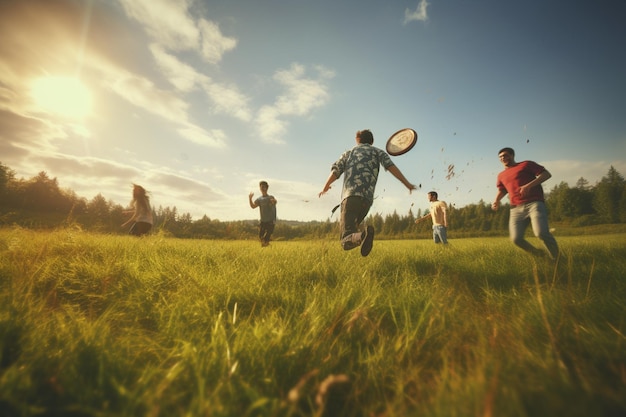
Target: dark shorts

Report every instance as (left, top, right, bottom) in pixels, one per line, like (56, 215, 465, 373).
(129, 222, 152, 236)
(340, 196, 371, 240)
(259, 221, 275, 242)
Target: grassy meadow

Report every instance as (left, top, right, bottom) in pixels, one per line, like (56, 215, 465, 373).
(0, 227, 625, 417)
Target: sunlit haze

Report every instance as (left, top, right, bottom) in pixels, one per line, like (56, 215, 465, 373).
(31, 76, 93, 119)
(1, 0, 624, 221)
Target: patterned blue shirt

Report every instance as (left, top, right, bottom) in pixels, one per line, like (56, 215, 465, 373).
(331, 143, 395, 204)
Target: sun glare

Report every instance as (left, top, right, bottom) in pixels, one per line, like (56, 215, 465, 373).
(31, 76, 93, 119)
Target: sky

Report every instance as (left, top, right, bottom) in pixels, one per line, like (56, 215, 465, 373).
(1, 0, 625, 222)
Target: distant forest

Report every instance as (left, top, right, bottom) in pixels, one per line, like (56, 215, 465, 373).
(1, 161, 625, 240)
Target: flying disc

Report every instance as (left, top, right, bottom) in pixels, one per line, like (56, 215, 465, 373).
(386, 128, 418, 156)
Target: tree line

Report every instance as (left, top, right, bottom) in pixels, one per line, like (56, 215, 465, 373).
(1, 161, 624, 240)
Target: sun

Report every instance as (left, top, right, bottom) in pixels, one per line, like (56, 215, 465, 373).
(31, 76, 93, 119)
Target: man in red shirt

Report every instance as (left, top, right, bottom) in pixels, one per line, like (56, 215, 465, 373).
(492, 147, 559, 259)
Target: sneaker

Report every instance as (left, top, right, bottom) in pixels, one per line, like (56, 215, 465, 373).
(360, 226, 375, 257)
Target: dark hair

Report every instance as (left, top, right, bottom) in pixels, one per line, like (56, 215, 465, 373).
(132, 184, 150, 211)
(428, 191, 438, 199)
(259, 181, 269, 188)
(498, 147, 515, 156)
(356, 129, 374, 144)
(132, 184, 148, 200)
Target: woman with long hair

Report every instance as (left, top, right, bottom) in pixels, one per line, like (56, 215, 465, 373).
(122, 184, 153, 236)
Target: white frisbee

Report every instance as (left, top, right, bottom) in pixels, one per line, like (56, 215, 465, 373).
(386, 128, 418, 156)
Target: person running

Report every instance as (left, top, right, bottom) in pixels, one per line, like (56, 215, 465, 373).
(415, 191, 448, 244)
(319, 129, 416, 256)
(122, 184, 153, 236)
(249, 180, 277, 247)
(491, 147, 559, 259)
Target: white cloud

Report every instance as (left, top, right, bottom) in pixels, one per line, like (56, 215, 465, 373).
(120, 0, 237, 65)
(118, 2, 332, 147)
(117, 0, 199, 50)
(255, 63, 334, 144)
(147, 170, 225, 200)
(198, 19, 238, 65)
(255, 106, 288, 144)
(150, 43, 207, 92)
(177, 124, 228, 148)
(149, 44, 252, 121)
(32, 154, 229, 214)
(273, 65, 330, 116)
(37, 154, 139, 180)
(203, 82, 253, 122)
(94, 61, 231, 149)
(404, 0, 429, 25)
(103, 70, 190, 122)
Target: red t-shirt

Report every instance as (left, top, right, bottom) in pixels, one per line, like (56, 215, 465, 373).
(496, 160, 546, 206)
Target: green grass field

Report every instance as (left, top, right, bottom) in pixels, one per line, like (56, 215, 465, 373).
(1, 227, 625, 417)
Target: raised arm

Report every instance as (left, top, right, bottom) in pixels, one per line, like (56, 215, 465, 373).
(249, 192, 258, 209)
(415, 212, 431, 224)
(319, 172, 338, 197)
(387, 165, 416, 193)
